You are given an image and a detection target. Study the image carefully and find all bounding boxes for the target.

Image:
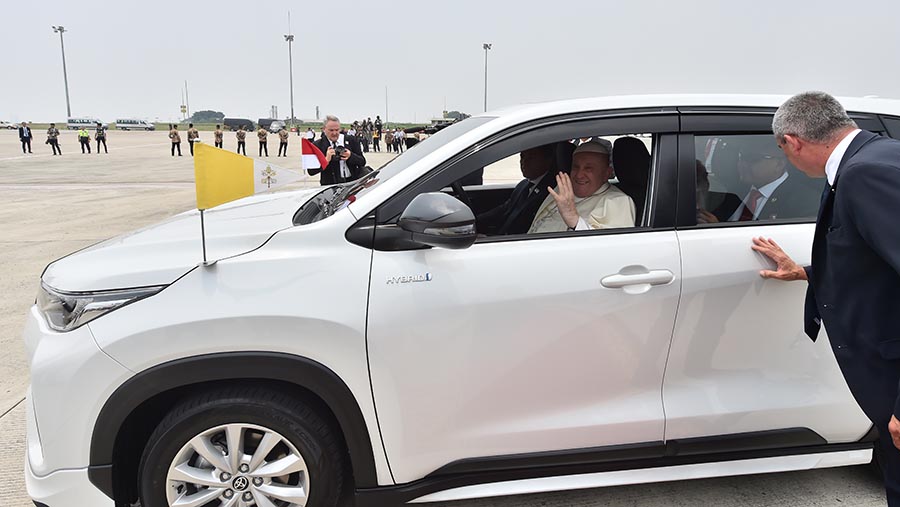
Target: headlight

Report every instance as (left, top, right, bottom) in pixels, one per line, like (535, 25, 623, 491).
(36, 283, 166, 332)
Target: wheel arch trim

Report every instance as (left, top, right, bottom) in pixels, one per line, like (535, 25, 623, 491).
(88, 351, 378, 498)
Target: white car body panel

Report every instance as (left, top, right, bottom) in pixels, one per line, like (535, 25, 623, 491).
(87, 209, 394, 484)
(367, 232, 682, 483)
(664, 225, 872, 442)
(42, 189, 320, 291)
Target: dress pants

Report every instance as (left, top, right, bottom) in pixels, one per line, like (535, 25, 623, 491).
(259, 141, 268, 156)
(96, 139, 107, 153)
(189, 140, 195, 156)
(50, 139, 61, 155)
(81, 139, 91, 153)
(21, 139, 32, 153)
(237, 141, 246, 155)
(215, 141, 223, 148)
(171, 142, 181, 156)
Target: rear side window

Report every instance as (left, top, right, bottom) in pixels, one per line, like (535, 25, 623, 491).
(692, 134, 822, 225)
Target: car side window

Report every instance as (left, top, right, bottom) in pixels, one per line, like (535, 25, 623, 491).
(451, 133, 655, 237)
(693, 134, 822, 226)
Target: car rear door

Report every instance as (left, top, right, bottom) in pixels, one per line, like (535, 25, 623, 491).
(662, 109, 876, 447)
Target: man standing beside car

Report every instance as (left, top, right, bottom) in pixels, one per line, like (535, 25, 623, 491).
(18, 122, 32, 154)
(752, 91, 900, 505)
(47, 123, 61, 155)
(310, 115, 366, 185)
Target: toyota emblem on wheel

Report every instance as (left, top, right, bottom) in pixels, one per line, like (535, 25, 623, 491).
(232, 476, 249, 491)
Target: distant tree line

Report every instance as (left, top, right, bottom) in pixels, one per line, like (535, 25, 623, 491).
(189, 110, 225, 123)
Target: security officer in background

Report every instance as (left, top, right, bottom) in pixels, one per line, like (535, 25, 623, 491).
(95, 122, 108, 154)
(187, 123, 199, 156)
(214, 125, 224, 148)
(277, 126, 289, 157)
(78, 127, 92, 153)
(257, 125, 269, 157)
(236, 125, 247, 155)
(169, 124, 182, 156)
(47, 123, 61, 155)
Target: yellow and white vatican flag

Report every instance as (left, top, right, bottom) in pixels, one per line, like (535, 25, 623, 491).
(194, 141, 307, 210)
(193, 141, 308, 264)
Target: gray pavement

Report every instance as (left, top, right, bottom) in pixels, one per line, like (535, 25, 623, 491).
(0, 130, 888, 506)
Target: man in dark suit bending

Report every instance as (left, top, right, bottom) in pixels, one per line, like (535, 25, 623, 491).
(753, 91, 900, 505)
(309, 115, 367, 185)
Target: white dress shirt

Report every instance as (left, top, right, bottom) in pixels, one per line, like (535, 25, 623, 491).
(825, 129, 861, 186)
(728, 171, 789, 221)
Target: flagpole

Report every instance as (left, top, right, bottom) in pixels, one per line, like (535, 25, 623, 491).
(200, 209, 208, 265)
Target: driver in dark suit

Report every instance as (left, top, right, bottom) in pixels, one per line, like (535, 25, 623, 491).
(309, 115, 367, 185)
(477, 144, 559, 235)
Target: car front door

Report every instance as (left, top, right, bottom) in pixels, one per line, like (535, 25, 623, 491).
(662, 111, 876, 447)
(363, 114, 684, 483)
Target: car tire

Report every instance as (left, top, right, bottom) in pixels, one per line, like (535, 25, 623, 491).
(139, 387, 345, 507)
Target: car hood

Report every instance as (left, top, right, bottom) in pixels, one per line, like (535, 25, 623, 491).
(42, 188, 321, 292)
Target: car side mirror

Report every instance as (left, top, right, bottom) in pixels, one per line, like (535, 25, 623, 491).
(398, 193, 476, 249)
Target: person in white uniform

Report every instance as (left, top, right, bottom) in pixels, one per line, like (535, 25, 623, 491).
(528, 138, 635, 234)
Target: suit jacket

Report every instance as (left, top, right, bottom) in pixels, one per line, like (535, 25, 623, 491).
(477, 171, 557, 235)
(18, 126, 31, 140)
(805, 130, 900, 425)
(711, 173, 820, 222)
(311, 135, 367, 185)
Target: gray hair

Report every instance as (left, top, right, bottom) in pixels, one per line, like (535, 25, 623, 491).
(323, 115, 340, 125)
(772, 91, 857, 143)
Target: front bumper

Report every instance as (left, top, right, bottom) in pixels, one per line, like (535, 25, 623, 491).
(25, 458, 114, 507)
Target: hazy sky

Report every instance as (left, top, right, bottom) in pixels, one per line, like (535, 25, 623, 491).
(3, 0, 900, 124)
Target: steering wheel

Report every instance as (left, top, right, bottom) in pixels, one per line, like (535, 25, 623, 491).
(450, 181, 474, 210)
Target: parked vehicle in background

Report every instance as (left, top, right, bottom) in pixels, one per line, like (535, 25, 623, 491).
(67, 117, 107, 130)
(223, 117, 254, 131)
(0, 120, 16, 129)
(257, 118, 285, 133)
(115, 118, 155, 131)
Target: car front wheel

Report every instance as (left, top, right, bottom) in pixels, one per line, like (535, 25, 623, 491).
(139, 387, 345, 507)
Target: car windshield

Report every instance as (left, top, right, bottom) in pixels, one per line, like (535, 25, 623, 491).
(348, 117, 493, 202)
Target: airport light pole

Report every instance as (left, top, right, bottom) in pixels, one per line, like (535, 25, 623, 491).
(483, 43, 492, 112)
(52, 26, 72, 118)
(285, 33, 295, 129)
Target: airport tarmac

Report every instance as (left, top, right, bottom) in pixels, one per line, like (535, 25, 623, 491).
(0, 129, 888, 506)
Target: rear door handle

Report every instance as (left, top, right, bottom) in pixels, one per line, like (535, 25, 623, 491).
(601, 269, 674, 289)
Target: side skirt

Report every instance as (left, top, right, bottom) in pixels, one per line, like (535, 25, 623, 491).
(355, 428, 874, 507)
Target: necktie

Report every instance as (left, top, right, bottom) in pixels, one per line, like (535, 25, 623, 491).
(739, 188, 764, 221)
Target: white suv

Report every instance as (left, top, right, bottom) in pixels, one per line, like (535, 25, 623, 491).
(25, 95, 895, 507)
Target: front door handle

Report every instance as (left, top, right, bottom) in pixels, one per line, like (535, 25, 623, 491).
(601, 268, 674, 291)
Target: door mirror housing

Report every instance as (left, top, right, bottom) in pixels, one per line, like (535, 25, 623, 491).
(397, 192, 477, 249)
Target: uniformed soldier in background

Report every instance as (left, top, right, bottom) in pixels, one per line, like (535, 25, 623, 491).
(277, 127, 289, 157)
(187, 123, 199, 156)
(47, 123, 61, 155)
(214, 125, 224, 148)
(169, 125, 182, 156)
(236, 126, 247, 155)
(95, 122, 108, 154)
(257, 126, 269, 157)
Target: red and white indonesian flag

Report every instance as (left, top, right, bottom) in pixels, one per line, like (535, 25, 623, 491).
(301, 138, 328, 172)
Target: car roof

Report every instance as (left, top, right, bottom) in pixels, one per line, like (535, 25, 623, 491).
(478, 94, 900, 123)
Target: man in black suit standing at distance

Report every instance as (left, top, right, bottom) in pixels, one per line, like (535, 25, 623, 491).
(698, 137, 819, 223)
(752, 91, 900, 505)
(18, 122, 33, 154)
(477, 144, 559, 235)
(309, 115, 367, 185)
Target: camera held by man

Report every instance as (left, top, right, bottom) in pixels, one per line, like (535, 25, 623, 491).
(309, 115, 367, 186)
